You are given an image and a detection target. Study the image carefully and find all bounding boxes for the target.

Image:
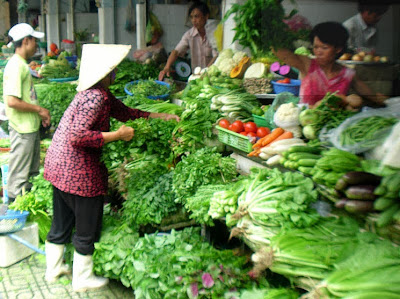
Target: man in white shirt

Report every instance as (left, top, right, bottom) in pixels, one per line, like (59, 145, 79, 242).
(343, 3, 389, 52)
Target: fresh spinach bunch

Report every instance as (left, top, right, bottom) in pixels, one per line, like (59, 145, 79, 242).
(173, 147, 238, 203)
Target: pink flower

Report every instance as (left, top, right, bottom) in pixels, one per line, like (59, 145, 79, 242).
(202, 273, 215, 288)
(187, 283, 199, 299)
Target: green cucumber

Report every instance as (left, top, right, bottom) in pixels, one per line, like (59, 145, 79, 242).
(377, 204, 400, 227)
(298, 166, 314, 175)
(298, 159, 317, 167)
(288, 153, 321, 161)
(288, 145, 321, 154)
(374, 197, 397, 211)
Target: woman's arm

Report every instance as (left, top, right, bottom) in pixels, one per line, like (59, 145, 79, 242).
(352, 76, 388, 105)
(273, 48, 310, 75)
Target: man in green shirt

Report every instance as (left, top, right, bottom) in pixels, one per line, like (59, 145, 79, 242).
(3, 23, 50, 202)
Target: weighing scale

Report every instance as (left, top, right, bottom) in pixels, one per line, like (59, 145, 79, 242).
(173, 58, 191, 81)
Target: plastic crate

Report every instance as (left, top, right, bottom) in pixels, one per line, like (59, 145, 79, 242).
(252, 114, 270, 128)
(271, 79, 301, 96)
(216, 125, 253, 153)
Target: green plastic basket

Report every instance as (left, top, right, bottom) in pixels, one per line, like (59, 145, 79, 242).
(216, 125, 253, 153)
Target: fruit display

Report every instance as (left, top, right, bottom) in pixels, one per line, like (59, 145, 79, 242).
(339, 51, 389, 63)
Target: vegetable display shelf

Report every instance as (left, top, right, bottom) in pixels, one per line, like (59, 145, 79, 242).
(216, 125, 253, 153)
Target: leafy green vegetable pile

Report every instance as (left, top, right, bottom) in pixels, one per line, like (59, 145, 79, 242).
(173, 147, 237, 203)
(102, 117, 177, 170)
(127, 80, 170, 98)
(223, 0, 297, 57)
(39, 57, 79, 79)
(108, 60, 159, 97)
(9, 168, 53, 242)
(121, 157, 177, 227)
(93, 226, 268, 299)
(35, 82, 77, 127)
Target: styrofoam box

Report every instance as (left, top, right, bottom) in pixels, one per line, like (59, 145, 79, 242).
(0, 222, 39, 267)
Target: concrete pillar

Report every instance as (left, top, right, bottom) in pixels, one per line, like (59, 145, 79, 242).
(98, 0, 115, 44)
(66, 0, 75, 41)
(46, 0, 60, 49)
(222, 0, 245, 51)
(136, 2, 146, 49)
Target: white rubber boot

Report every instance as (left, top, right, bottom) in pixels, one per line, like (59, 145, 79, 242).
(45, 242, 71, 282)
(72, 250, 109, 292)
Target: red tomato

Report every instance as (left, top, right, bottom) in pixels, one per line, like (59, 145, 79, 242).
(244, 122, 258, 133)
(219, 119, 230, 129)
(232, 120, 244, 133)
(277, 78, 291, 84)
(240, 131, 248, 136)
(247, 132, 257, 137)
(256, 127, 270, 138)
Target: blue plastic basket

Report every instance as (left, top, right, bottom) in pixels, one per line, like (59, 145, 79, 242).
(124, 80, 170, 99)
(0, 210, 29, 234)
(271, 79, 301, 96)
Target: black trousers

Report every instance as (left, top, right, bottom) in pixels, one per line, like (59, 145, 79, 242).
(47, 186, 104, 255)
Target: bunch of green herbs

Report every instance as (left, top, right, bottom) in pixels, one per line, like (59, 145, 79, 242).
(172, 147, 237, 203)
(127, 80, 170, 98)
(222, 0, 297, 57)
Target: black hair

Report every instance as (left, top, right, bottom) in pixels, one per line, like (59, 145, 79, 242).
(310, 22, 349, 58)
(188, 1, 210, 17)
(11, 36, 34, 49)
(358, 4, 389, 15)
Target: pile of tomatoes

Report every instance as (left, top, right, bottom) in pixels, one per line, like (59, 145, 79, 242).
(276, 78, 291, 84)
(218, 119, 270, 139)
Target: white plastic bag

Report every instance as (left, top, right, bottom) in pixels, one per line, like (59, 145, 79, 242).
(329, 108, 400, 154)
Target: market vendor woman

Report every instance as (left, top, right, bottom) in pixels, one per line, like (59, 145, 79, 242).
(43, 44, 179, 292)
(158, 1, 218, 81)
(274, 22, 386, 107)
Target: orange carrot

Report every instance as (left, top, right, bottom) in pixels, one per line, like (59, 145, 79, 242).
(268, 131, 293, 145)
(247, 148, 261, 157)
(261, 128, 284, 147)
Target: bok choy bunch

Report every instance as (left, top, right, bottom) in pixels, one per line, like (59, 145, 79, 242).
(234, 169, 320, 230)
(211, 90, 262, 122)
(303, 234, 400, 299)
(250, 217, 361, 281)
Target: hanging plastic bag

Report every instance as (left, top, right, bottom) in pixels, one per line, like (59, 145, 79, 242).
(145, 12, 163, 44)
(329, 108, 400, 154)
(265, 92, 299, 129)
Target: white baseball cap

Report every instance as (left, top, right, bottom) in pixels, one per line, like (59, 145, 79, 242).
(8, 23, 44, 42)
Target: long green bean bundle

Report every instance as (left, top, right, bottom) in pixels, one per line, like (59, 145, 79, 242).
(339, 115, 398, 148)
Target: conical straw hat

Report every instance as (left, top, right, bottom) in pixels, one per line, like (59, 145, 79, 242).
(77, 44, 131, 92)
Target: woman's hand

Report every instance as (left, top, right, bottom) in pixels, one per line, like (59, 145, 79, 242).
(150, 112, 180, 122)
(117, 125, 135, 141)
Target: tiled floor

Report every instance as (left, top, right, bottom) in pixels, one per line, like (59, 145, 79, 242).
(0, 253, 135, 299)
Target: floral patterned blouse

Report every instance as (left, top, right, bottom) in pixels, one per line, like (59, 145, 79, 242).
(44, 85, 150, 197)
